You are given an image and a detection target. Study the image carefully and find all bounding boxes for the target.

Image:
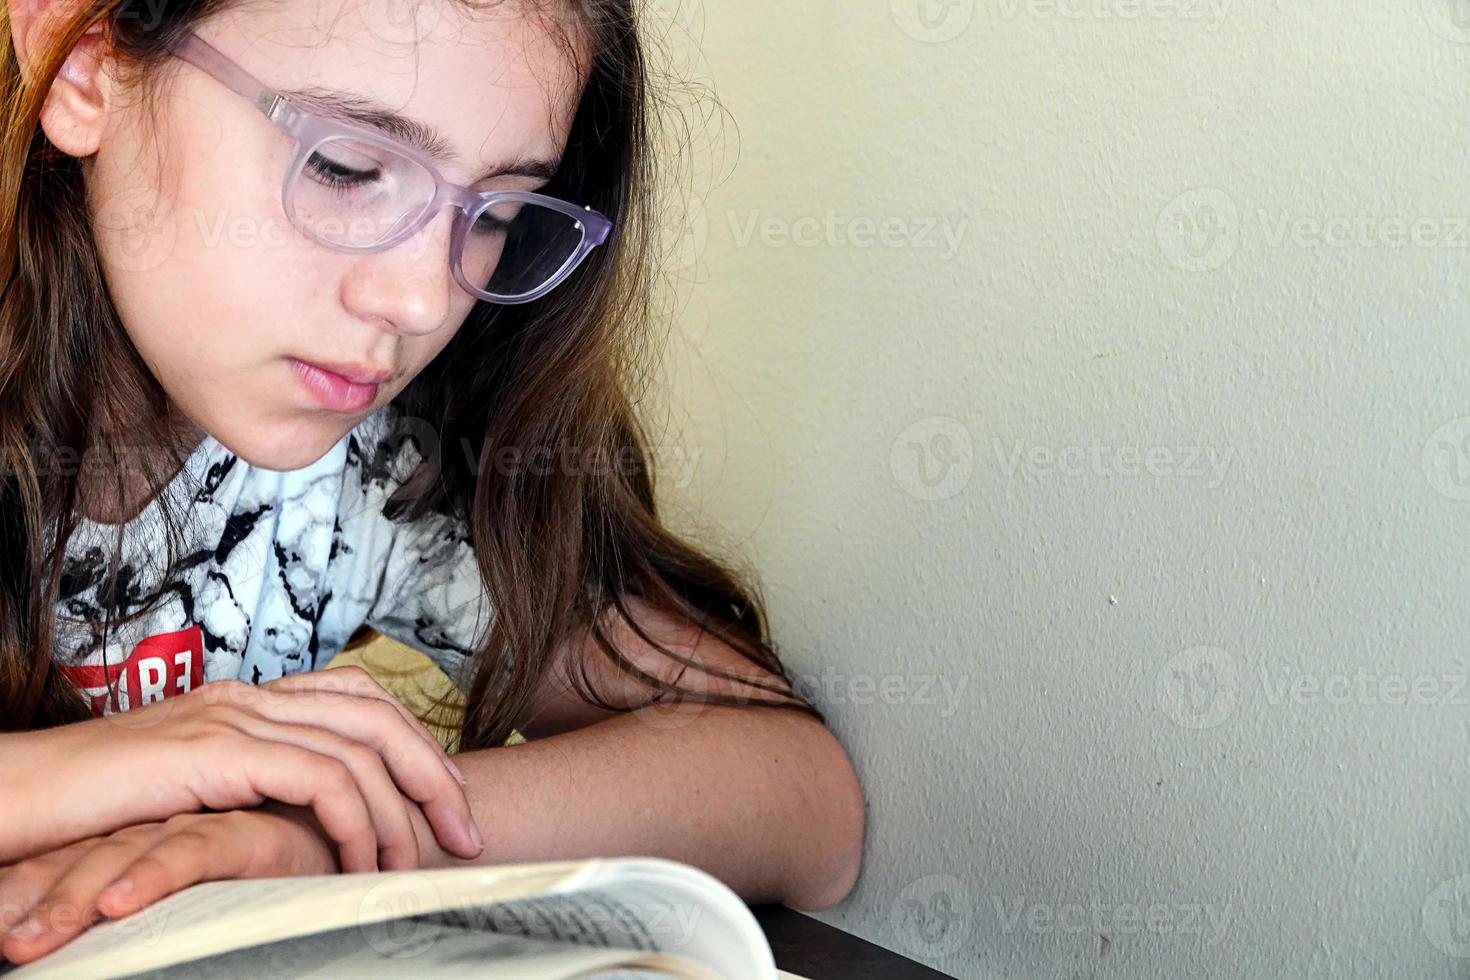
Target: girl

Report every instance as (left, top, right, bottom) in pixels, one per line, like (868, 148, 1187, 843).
(0, 0, 865, 963)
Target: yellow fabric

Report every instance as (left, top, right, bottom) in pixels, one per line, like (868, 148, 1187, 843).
(324, 634, 468, 753)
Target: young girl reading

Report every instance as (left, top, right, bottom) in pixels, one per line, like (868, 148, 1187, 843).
(0, 0, 865, 963)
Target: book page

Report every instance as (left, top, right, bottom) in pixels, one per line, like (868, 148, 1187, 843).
(121, 921, 720, 980)
(444, 860, 774, 977)
(0, 861, 589, 979)
(0, 858, 772, 980)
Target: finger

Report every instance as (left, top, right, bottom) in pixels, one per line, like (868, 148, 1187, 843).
(0, 836, 108, 939)
(262, 666, 454, 765)
(95, 816, 254, 920)
(218, 685, 481, 860)
(221, 715, 423, 872)
(196, 739, 381, 874)
(252, 668, 473, 803)
(0, 826, 166, 964)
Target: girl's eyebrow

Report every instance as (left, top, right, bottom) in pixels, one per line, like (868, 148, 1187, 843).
(278, 85, 563, 183)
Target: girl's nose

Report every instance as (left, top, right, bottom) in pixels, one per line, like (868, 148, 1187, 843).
(339, 207, 460, 336)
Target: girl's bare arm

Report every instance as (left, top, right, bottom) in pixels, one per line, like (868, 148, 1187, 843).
(433, 702, 863, 909)
(0, 672, 482, 869)
(426, 600, 866, 910)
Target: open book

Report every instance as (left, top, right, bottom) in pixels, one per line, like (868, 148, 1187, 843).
(0, 857, 788, 979)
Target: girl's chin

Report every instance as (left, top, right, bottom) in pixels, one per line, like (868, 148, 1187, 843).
(206, 415, 356, 472)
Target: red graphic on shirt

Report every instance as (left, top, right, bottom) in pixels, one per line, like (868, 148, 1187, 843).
(61, 624, 205, 716)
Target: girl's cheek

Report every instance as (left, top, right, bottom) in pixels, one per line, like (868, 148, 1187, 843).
(165, 94, 312, 290)
(184, 159, 313, 299)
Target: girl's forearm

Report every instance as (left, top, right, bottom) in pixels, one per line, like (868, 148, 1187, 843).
(0, 730, 63, 864)
(1, 725, 165, 864)
(429, 706, 865, 910)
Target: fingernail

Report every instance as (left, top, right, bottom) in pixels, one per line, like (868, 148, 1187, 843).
(101, 877, 135, 902)
(468, 818, 484, 853)
(443, 756, 468, 785)
(8, 916, 44, 941)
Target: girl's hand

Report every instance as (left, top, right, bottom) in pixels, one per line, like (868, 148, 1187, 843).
(0, 805, 344, 966)
(5, 666, 483, 873)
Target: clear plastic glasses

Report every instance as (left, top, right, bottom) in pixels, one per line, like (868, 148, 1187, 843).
(165, 30, 613, 304)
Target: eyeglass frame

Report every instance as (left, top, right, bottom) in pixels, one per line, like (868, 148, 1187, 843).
(162, 29, 614, 305)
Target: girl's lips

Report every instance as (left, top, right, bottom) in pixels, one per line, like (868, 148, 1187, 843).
(290, 358, 382, 413)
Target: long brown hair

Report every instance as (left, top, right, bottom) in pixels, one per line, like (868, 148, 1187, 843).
(0, 0, 820, 749)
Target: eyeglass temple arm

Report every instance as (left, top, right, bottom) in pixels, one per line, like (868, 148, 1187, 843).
(166, 31, 284, 121)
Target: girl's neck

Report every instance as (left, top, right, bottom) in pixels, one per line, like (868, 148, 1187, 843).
(75, 403, 209, 527)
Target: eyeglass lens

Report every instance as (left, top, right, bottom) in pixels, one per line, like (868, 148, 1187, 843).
(289, 135, 588, 300)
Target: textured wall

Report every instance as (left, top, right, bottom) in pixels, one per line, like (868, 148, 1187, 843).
(649, 2, 1470, 977)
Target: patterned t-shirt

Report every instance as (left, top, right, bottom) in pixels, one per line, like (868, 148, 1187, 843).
(52, 404, 493, 716)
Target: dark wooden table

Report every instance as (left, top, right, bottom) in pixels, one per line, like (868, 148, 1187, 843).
(751, 905, 955, 979)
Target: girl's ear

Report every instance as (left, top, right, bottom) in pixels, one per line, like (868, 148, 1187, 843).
(9, 3, 114, 160)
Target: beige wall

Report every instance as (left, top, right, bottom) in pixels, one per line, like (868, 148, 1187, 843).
(652, 2, 1470, 977)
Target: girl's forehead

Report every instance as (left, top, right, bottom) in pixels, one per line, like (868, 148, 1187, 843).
(206, 0, 589, 166)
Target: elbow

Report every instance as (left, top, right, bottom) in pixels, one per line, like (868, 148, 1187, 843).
(784, 717, 866, 912)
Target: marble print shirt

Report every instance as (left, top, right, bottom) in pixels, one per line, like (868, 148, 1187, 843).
(52, 404, 493, 716)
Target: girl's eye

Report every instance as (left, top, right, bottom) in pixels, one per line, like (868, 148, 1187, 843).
(471, 211, 512, 236)
(304, 152, 380, 188)
(471, 205, 521, 237)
